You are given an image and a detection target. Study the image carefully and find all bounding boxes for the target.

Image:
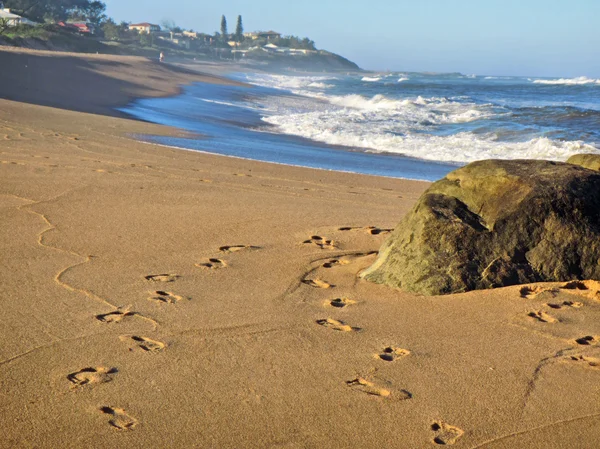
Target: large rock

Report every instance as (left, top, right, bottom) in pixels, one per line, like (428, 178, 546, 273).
(567, 153, 600, 171)
(361, 159, 600, 295)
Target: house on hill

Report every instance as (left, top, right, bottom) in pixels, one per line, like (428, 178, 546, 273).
(58, 21, 95, 34)
(244, 31, 281, 41)
(0, 7, 37, 26)
(128, 23, 161, 34)
(259, 31, 281, 40)
(262, 43, 278, 52)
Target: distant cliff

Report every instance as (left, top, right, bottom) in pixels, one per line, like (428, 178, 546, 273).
(240, 48, 360, 71)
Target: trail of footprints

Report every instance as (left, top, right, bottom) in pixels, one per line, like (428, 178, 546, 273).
(304, 230, 437, 433)
(521, 281, 600, 381)
(521, 281, 592, 325)
(71, 243, 261, 431)
(72, 227, 470, 443)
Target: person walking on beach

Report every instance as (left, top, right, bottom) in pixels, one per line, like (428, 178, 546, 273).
(159, 52, 165, 62)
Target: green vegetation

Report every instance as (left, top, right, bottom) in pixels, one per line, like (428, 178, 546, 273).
(220, 15, 227, 43)
(66, 1, 106, 25)
(101, 18, 121, 41)
(234, 15, 243, 43)
(161, 19, 182, 33)
(3, 0, 106, 23)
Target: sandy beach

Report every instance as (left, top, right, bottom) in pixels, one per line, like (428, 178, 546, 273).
(1, 48, 600, 448)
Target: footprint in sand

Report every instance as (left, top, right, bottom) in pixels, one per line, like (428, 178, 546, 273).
(303, 235, 336, 250)
(100, 407, 138, 431)
(326, 297, 357, 308)
(144, 274, 180, 283)
(561, 280, 600, 300)
(520, 285, 559, 299)
(322, 259, 351, 269)
(346, 377, 412, 400)
(96, 310, 137, 323)
(148, 291, 185, 304)
(120, 335, 165, 352)
(196, 258, 227, 269)
(364, 226, 393, 235)
(67, 367, 117, 387)
(322, 252, 378, 269)
(338, 226, 393, 235)
(528, 310, 558, 323)
(575, 335, 598, 346)
(219, 245, 261, 253)
(303, 278, 333, 289)
(546, 300, 584, 309)
(567, 354, 600, 368)
(316, 318, 360, 332)
(377, 346, 411, 362)
(346, 377, 391, 397)
(431, 421, 464, 445)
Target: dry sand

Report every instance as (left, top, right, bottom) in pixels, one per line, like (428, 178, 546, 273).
(1, 48, 599, 448)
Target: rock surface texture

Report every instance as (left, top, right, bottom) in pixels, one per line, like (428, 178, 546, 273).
(361, 159, 600, 295)
(567, 153, 600, 171)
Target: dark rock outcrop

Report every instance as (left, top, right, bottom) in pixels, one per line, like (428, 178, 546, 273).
(567, 153, 600, 171)
(361, 159, 600, 295)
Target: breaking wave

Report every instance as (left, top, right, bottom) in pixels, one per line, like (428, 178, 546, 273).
(241, 72, 600, 165)
(532, 76, 600, 85)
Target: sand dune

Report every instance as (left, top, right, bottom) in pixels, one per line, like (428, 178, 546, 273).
(0, 48, 599, 448)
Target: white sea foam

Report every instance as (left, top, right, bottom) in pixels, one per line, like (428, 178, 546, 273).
(263, 109, 597, 164)
(398, 77, 409, 82)
(532, 76, 600, 85)
(307, 82, 334, 89)
(361, 76, 382, 82)
(322, 94, 492, 124)
(244, 73, 336, 95)
(243, 72, 599, 165)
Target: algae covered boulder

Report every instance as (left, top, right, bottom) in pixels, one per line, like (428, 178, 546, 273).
(567, 153, 600, 171)
(361, 159, 600, 295)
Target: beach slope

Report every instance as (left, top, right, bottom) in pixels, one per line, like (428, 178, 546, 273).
(1, 48, 599, 448)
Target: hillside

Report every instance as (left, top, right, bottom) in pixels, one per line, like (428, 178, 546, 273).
(0, 26, 360, 71)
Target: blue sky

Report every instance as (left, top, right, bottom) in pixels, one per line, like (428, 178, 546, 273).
(104, 0, 600, 77)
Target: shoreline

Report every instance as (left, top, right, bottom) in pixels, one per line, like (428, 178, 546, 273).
(1, 49, 599, 448)
(122, 78, 457, 181)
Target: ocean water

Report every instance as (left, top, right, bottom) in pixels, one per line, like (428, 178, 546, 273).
(121, 71, 600, 181)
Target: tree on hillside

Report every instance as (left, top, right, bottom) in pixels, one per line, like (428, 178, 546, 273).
(160, 18, 182, 33)
(220, 15, 227, 41)
(69, 0, 107, 24)
(139, 31, 151, 46)
(101, 17, 119, 40)
(234, 15, 243, 42)
(272, 35, 316, 50)
(4, 0, 103, 22)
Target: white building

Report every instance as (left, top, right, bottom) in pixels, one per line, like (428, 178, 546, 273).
(0, 8, 37, 26)
(128, 23, 161, 34)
